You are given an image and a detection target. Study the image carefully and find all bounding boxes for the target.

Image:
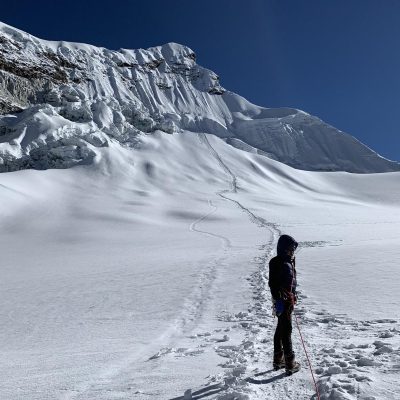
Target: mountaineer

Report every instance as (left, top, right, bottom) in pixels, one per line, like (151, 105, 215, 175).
(268, 234, 301, 376)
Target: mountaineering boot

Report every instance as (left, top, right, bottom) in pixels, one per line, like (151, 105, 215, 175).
(273, 352, 285, 371)
(273, 359, 286, 371)
(285, 361, 301, 376)
(285, 354, 301, 376)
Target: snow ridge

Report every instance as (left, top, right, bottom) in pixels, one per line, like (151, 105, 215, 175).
(0, 21, 399, 173)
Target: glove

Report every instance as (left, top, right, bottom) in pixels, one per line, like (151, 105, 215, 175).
(275, 299, 284, 317)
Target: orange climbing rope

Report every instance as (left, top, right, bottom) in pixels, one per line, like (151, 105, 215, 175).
(294, 312, 321, 400)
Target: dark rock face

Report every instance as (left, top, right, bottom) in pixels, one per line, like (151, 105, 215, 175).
(0, 33, 80, 84)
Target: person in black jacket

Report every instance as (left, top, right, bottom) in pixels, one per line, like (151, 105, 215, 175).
(268, 234, 300, 375)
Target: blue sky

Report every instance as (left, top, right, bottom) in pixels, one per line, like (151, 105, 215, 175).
(2, 0, 399, 161)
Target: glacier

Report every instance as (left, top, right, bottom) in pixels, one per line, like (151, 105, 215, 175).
(0, 21, 399, 400)
(0, 21, 399, 173)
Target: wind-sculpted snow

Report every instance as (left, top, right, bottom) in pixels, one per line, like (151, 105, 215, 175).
(0, 21, 399, 173)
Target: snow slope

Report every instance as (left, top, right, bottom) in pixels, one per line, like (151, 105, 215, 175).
(1, 21, 399, 400)
(0, 131, 399, 400)
(0, 21, 399, 173)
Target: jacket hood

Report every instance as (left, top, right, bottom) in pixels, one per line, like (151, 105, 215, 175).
(277, 234, 298, 257)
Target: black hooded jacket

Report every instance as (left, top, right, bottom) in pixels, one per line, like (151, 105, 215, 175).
(268, 235, 298, 301)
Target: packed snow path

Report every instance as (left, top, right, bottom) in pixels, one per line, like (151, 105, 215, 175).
(186, 134, 315, 399)
(166, 134, 400, 400)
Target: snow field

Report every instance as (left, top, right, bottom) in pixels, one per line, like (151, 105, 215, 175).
(0, 132, 399, 399)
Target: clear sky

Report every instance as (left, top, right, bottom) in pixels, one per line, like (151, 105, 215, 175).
(2, 0, 399, 161)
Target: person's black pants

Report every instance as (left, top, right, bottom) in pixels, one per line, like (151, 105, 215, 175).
(273, 305, 294, 361)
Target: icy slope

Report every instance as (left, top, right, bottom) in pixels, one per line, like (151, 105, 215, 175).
(0, 21, 399, 173)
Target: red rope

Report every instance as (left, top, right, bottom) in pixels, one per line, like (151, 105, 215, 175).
(294, 312, 321, 400)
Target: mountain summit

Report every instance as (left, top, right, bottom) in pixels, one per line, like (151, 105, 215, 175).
(0, 21, 398, 173)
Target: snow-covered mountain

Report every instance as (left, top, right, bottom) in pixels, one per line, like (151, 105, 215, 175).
(0, 21, 398, 173)
(1, 22, 400, 400)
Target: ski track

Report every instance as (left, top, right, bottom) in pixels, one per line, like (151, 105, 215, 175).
(189, 199, 232, 250)
(61, 132, 400, 400)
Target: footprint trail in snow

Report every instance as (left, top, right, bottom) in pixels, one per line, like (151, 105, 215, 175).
(166, 134, 400, 400)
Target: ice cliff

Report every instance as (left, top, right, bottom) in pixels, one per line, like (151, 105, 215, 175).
(0, 21, 398, 173)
